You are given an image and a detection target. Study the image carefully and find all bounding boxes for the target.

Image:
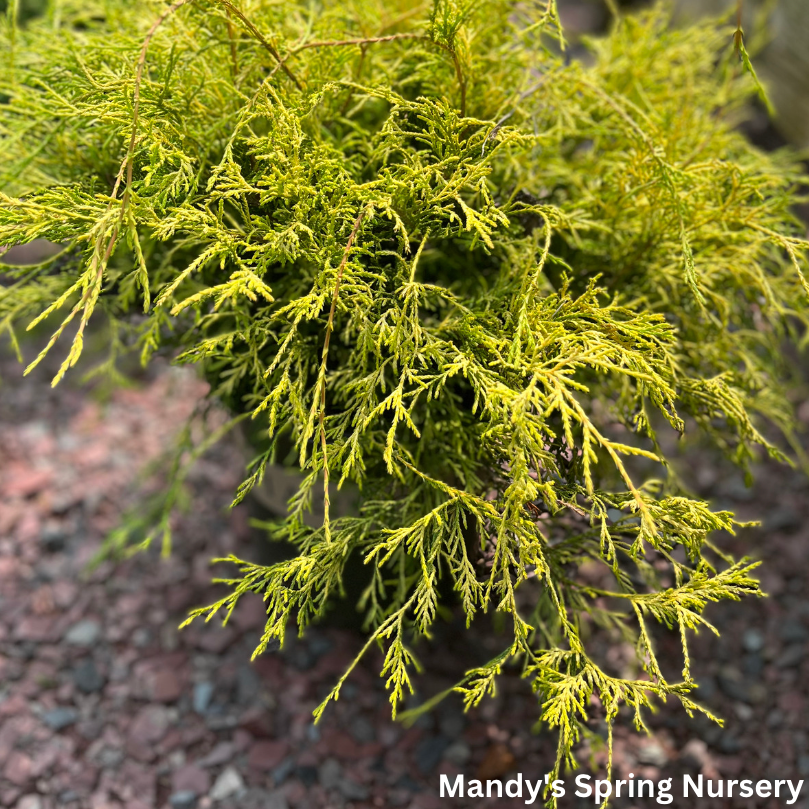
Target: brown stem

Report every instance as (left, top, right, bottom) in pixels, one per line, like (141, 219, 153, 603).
(293, 32, 422, 52)
(225, 8, 239, 79)
(450, 50, 467, 118)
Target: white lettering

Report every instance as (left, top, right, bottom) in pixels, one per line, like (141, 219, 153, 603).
(525, 780, 543, 805)
(594, 780, 612, 803)
(683, 774, 703, 798)
(468, 779, 483, 798)
(440, 774, 463, 798)
(787, 781, 805, 805)
(575, 774, 592, 798)
(657, 777, 673, 805)
(506, 774, 522, 798)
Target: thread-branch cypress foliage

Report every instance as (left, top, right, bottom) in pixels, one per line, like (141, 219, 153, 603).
(2, 0, 809, 786)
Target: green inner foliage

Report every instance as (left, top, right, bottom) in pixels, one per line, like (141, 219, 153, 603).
(2, 0, 809, 785)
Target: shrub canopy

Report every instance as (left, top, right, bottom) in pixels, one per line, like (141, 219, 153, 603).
(2, 0, 808, 782)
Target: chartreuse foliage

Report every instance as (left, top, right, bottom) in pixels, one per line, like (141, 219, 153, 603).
(2, 0, 808, 789)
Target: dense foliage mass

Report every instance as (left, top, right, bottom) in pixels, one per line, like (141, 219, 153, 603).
(2, 0, 808, 784)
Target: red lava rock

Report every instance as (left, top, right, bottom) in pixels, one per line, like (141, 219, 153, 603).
(231, 594, 267, 632)
(0, 789, 22, 808)
(716, 755, 744, 777)
(238, 707, 275, 738)
(4, 468, 54, 498)
(151, 670, 183, 703)
(296, 750, 319, 767)
(282, 780, 307, 805)
(317, 729, 361, 760)
(117, 760, 157, 805)
(247, 739, 289, 771)
(129, 705, 170, 745)
(29, 741, 60, 778)
(410, 793, 444, 809)
(197, 740, 236, 768)
(0, 557, 19, 579)
(165, 584, 196, 613)
(778, 690, 805, 714)
(171, 763, 211, 795)
(14, 615, 57, 642)
(180, 724, 211, 748)
(159, 728, 184, 754)
(310, 648, 355, 681)
(3, 750, 33, 786)
(193, 625, 237, 654)
(395, 726, 423, 752)
(125, 738, 157, 764)
(253, 655, 284, 685)
(232, 729, 253, 752)
(464, 722, 490, 747)
(0, 693, 27, 718)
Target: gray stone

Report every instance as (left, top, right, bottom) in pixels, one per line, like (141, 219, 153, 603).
(236, 666, 260, 705)
(169, 791, 198, 809)
(97, 747, 124, 768)
(40, 522, 68, 552)
(271, 757, 294, 786)
(193, 681, 214, 714)
(442, 741, 471, 767)
(717, 668, 750, 703)
(395, 774, 422, 793)
(775, 644, 806, 669)
(438, 711, 465, 739)
(132, 627, 152, 648)
(196, 741, 235, 768)
(339, 779, 370, 801)
(414, 735, 451, 774)
(718, 733, 741, 754)
(209, 767, 245, 801)
(296, 766, 317, 787)
(767, 506, 801, 532)
(15, 795, 42, 809)
(308, 634, 332, 659)
(265, 794, 289, 809)
(238, 791, 287, 809)
(780, 620, 809, 643)
(742, 653, 764, 678)
(289, 645, 315, 671)
(636, 740, 668, 767)
(73, 658, 105, 694)
(742, 628, 765, 653)
(41, 707, 78, 731)
(64, 619, 102, 646)
(318, 759, 342, 790)
(349, 716, 375, 744)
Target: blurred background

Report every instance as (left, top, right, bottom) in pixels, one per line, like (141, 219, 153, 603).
(559, 0, 809, 149)
(1, 2, 809, 809)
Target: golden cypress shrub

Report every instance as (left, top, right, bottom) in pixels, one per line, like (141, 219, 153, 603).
(2, 0, 808, 781)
